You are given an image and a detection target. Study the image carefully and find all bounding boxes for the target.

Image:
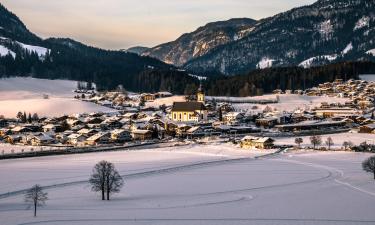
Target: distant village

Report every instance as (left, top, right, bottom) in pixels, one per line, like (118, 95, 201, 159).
(0, 78, 374, 155)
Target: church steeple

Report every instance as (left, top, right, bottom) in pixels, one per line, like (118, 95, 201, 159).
(197, 83, 205, 103)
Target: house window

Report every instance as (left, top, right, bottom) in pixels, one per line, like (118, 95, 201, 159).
(174, 113, 176, 119)
(179, 114, 182, 120)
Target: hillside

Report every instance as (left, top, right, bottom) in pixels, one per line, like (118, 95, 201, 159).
(176, 0, 375, 75)
(0, 3, 197, 93)
(143, 18, 256, 66)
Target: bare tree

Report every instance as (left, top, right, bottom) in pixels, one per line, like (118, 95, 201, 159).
(325, 137, 334, 151)
(343, 141, 354, 150)
(105, 163, 124, 200)
(295, 137, 303, 149)
(89, 161, 106, 200)
(362, 156, 375, 180)
(89, 161, 124, 201)
(24, 184, 48, 217)
(310, 135, 322, 150)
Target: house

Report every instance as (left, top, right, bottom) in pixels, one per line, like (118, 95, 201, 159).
(255, 117, 278, 128)
(223, 112, 244, 124)
(11, 126, 32, 134)
(240, 136, 275, 149)
(186, 126, 205, 138)
(67, 133, 86, 145)
(111, 129, 132, 142)
(171, 102, 207, 122)
(0, 128, 12, 137)
(314, 108, 361, 118)
(359, 124, 375, 134)
(30, 134, 54, 146)
(4, 135, 22, 144)
(77, 128, 98, 137)
(156, 92, 173, 98)
(42, 124, 62, 133)
(132, 129, 153, 141)
(141, 93, 156, 102)
(85, 132, 111, 145)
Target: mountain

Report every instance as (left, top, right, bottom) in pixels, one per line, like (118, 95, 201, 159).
(143, 18, 257, 66)
(178, 0, 375, 75)
(0, 3, 198, 93)
(123, 46, 150, 55)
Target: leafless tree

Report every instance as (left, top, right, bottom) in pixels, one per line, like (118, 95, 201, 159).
(89, 160, 124, 201)
(325, 137, 334, 151)
(310, 135, 322, 150)
(24, 184, 48, 217)
(105, 163, 124, 200)
(362, 156, 375, 180)
(295, 137, 303, 149)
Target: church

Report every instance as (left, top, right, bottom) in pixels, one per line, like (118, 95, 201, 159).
(170, 85, 208, 122)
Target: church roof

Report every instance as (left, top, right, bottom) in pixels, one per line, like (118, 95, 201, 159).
(172, 102, 206, 112)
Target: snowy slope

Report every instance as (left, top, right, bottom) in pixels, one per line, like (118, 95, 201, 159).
(0, 45, 15, 58)
(299, 54, 338, 68)
(0, 77, 115, 118)
(0, 144, 374, 225)
(16, 41, 49, 58)
(366, 49, 375, 56)
(256, 57, 275, 69)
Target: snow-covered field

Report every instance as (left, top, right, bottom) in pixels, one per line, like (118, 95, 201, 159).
(145, 96, 185, 108)
(274, 132, 375, 150)
(0, 77, 116, 118)
(232, 94, 347, 113)
(146, 94, 347, 114)
(0, 144, 375, 225)
(0, 143, 62, 155)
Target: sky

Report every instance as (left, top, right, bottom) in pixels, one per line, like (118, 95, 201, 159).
(1, 0, 316, 50)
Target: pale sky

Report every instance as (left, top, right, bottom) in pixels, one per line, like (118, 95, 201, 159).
(1, 0, 316, 50)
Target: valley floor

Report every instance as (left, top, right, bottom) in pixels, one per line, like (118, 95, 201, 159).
(0, 144, 374, 225)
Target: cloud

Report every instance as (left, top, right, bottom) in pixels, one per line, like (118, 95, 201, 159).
(1, 0, 315, 49)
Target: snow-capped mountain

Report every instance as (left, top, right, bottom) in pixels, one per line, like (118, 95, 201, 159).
(123, 46, 150, 55)
(166, 0, 374, 75)
(143, 18, 257, 66)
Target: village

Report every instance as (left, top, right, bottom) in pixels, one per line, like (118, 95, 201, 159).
(0, 77, 375, 155)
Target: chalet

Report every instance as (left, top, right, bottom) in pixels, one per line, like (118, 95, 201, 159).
(111, 129, 132, 142)
(171, 102, 207, 122)
(132, 129, 153, 141)
(4, 135, 22, 144)
(86, 132, 111, 145)
(223, 112, 244, 124)
(55, 133, 68, 144)
(141, 93, 156, 102)
(11, 126, 32, 134)
(0, 128, 11, 137)
(67, 133, 86, 145)
(77, 128, 98, 137)
(42, 124, 62, 133)
(314, 108, 361, 118)
(30, 134, 54, 146)
(156, 92, 173, 98)
(175, 124, 192, 136)
(240, 136, 275, 149)
(186, 126, 205, 138)
(255, 117, 278, 128)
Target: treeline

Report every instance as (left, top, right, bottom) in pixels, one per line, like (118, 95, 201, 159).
(0, 38, 200, 94)
(204, 61, 375, 97)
